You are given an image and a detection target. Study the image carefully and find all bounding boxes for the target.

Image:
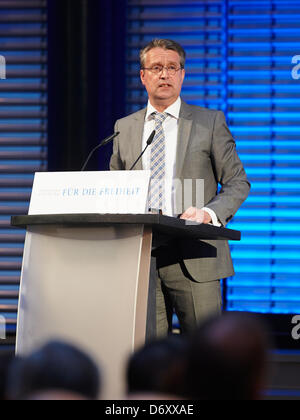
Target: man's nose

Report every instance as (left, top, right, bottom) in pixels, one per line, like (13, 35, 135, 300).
(160, 67, 169, 77)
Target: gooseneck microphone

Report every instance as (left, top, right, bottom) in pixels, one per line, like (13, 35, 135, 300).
(130, 130, 156, 171)
(81, 132, 120, 171)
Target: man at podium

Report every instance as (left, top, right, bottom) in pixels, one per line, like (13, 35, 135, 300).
(110, 39, 250, 336)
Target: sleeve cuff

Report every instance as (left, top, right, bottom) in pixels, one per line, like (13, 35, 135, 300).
(202, 207, 222, 227)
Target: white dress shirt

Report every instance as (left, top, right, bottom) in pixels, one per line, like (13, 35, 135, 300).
(142, 97, 221, 226)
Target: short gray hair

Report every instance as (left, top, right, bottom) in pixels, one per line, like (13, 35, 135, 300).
(140, 39, 186, 69)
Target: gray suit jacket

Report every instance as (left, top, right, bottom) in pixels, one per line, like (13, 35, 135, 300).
(110, 101, 250, 282)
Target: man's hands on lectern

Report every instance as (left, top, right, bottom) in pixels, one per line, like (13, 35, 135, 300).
(180, 207, 212, 224)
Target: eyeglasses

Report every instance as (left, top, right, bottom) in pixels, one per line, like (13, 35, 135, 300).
(142, 65, 183, 76)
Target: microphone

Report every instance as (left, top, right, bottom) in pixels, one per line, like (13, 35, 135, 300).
(81, 131, 120, 171)
(130, 130, 156, 171)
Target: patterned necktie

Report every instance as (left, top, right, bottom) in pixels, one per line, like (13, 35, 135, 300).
(149, 112, 168, 212)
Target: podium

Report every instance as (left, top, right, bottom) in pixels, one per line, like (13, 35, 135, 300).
(11, 214, 240, 399)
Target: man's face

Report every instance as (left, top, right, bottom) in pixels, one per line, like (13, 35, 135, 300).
(140, 47, 185, 110)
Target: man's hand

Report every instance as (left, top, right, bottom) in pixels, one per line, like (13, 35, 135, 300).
(180, 207, 212, 224)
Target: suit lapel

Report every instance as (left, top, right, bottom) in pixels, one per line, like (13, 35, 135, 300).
(131, 108, 147, 170)
(175, 101, 193, 179)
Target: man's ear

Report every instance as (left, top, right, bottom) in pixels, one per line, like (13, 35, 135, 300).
(140, 69, 146, 86)
(181, 68, 186, 83)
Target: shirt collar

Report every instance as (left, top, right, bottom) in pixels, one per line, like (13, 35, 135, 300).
(145, 97, 181, 121)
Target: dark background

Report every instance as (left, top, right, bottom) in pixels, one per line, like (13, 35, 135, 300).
(47, 0, 127, 172)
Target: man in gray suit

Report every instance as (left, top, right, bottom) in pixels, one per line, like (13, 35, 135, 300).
(110, 39, 250, 336)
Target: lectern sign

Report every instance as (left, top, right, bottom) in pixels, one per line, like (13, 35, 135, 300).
(28, 171, 151, 215)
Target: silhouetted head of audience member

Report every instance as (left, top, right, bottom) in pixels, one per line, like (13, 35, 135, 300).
(0, 351, 15, 400)
(6, 340, 101, 400)
(127, 335, 187, 398)
(183, 312, 271, 400)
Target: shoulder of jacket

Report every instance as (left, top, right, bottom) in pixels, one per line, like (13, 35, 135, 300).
(115, 108, 146, 125)
(181, 101, 222, 118)
(183, 102, 221, 116)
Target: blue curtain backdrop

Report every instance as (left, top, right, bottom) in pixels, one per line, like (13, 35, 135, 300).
(125, 0, 300, 315)
(0, 0, 47, 350)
